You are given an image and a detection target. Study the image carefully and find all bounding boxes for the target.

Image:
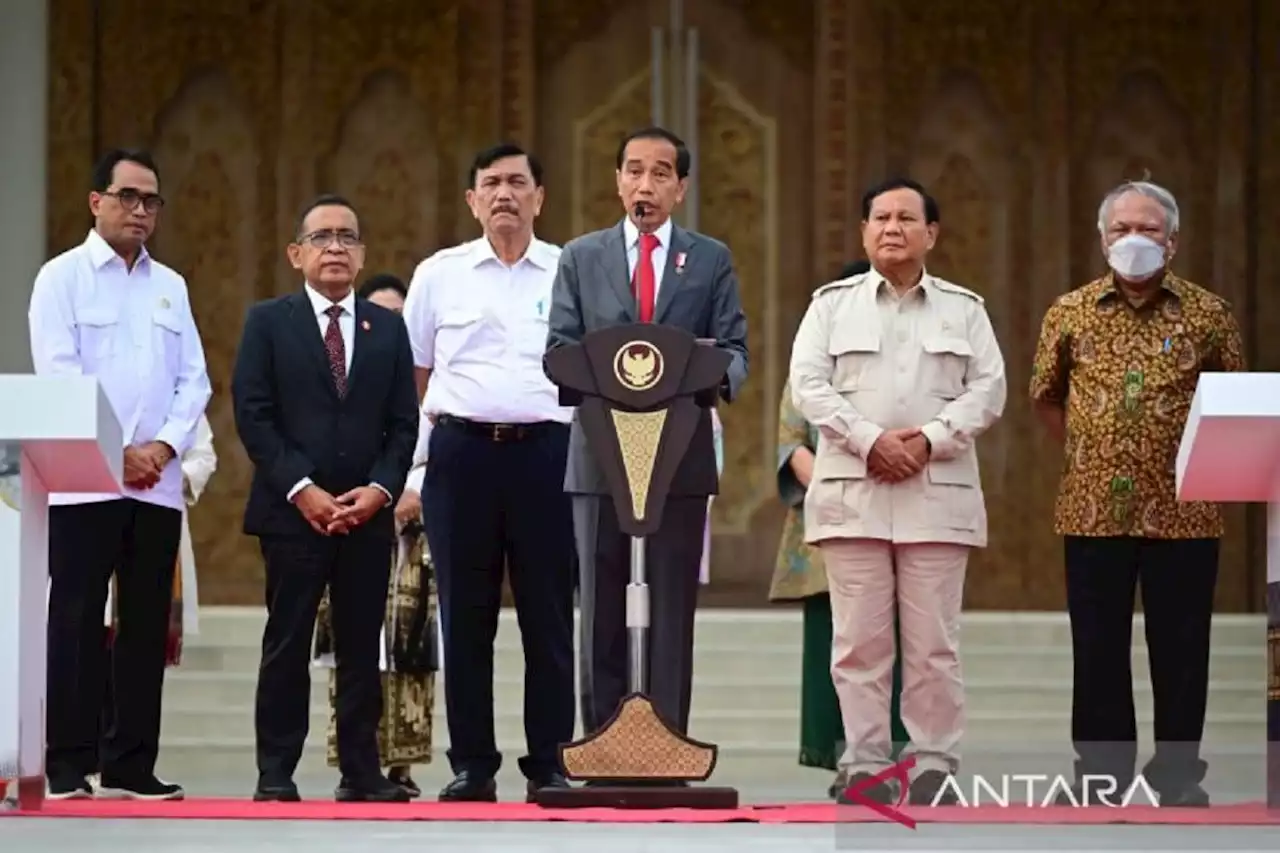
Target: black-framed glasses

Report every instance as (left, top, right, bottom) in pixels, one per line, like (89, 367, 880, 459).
(298, 229, 362, 250)
(104, 188, 164, 213)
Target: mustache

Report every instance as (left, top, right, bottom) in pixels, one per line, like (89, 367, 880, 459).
(491, 203, 519, 215)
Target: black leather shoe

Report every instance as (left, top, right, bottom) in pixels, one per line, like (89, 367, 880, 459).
(908, 770, 958, 805)
(836, 772, 898, 806)
(253, 779, 301, 802)
(335, 776, 411, 803)
(525, 771, 570, 802)
(1157, 782, 1210, 807)
(387, 770, 421, 798)
(438, 770, 497, 802)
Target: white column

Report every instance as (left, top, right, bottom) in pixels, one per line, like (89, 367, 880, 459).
(0, 0, 49, 373)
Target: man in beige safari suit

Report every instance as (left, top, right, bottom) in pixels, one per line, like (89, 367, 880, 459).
(789, 178, 1006, 806)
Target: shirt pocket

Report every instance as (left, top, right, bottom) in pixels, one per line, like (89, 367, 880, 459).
(519, 313, 550, 358)
(152, 309, 184, 376)
(811, 449, 867, 527)
(75, 307, 120, 363)
(920, 336, 973, 398)
(828, 328, 881, 391)
(434, 308, 489, 366)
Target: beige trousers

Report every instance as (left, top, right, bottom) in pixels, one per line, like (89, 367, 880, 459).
(822, 537, 968, 778)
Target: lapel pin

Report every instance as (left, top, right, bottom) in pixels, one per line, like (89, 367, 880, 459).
(361, 320, 371, 331)
(158, 297, 170, 309)
(675, 252, 687, 275)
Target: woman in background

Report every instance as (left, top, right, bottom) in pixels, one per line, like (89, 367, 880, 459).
(313, 273, 437, 797)
(767, 261, 908, 799)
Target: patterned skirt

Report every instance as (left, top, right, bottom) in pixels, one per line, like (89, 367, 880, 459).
(315, 532, 437, 769)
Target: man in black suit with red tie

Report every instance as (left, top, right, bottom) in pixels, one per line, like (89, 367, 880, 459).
(232, 194, 419, 803)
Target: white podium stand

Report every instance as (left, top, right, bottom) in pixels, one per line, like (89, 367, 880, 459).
(0, 376, 122, 810)
(1174, 371, 1280, 808)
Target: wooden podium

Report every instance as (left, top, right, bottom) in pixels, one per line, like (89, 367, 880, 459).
(0, 376, 122, 810)
(538, 324, 737, 809)
(1174, 371, 1280, 809)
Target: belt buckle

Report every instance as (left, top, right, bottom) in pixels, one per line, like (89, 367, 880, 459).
(491, 423, 513, 442)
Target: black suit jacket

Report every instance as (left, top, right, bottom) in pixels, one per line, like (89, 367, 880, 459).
(231, 291, 419, 540)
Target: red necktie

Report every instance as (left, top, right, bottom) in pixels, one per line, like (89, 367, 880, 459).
(323, 304, 347, 397)
(633, 232, 659, 322)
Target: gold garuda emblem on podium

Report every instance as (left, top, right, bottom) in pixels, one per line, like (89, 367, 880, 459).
(613, 340, 664, 392)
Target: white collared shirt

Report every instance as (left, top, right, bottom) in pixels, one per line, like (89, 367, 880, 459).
(303, 282, 355, 372)
(623, 216, 673, 298)
(28, 229, 212, 511)
(403, 236, 571, 429)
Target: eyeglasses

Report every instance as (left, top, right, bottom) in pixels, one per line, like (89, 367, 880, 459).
(104, 189, 165, 213)
(298, 229, 363, 249)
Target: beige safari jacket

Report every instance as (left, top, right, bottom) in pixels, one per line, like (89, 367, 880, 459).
(788, 269, 1007, 548)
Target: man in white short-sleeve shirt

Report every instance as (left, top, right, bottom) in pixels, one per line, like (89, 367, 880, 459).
(402, 143, 575, 803)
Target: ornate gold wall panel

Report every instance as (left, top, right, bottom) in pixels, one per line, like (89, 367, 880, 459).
(48, 0, 478, 605)
(837, 0, 1272, 612)
(46, 0, 1275, 610)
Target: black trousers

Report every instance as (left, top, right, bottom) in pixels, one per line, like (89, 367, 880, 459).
(1064, 535, 1219, 790)
(254, 530, 391, 784)
(46, 499, 181, 782)
(423, 419, 575, 781)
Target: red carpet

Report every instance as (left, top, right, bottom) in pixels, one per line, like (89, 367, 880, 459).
(4, 798, 1278, 825)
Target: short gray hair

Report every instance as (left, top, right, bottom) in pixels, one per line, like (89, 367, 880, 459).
(1096, 181, 1180, 237)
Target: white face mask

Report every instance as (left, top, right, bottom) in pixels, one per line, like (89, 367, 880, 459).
(1107, 234, 1166, 281)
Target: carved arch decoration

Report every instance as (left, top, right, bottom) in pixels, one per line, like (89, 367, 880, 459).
(1075, 71, 1201, 287)
(321, 70, 442, 280)
(569, 71, 654, 237)
(903, 71, 1035, 606)
(907, 72, 1014, 477)
(695, 71, 779, 534)
(148, 69, 261, 600)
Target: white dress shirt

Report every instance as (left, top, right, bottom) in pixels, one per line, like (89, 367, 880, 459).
(28, 229, 212, 512)
(403, 236, 571, 439)
(623, 215, 673, 298)
(284, 284, 393, 504)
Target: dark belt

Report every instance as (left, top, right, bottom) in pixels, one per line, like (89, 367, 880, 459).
(435, 414, 558, 443)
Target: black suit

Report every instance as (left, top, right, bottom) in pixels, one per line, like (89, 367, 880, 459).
(231, 290, 418, 785)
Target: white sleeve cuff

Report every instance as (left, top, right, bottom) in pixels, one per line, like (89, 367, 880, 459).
(287, 478, 313, 502)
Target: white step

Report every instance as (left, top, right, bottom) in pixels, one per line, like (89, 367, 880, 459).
(163, 669, 1267, 717)
(159, 702, 1266, 747)
(190, 607, 1267, 651)
(176, 641, 1268, 684)
(162, 608, 1269, 758)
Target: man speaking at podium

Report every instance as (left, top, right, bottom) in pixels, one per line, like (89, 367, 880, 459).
(546, 127, 748, 740)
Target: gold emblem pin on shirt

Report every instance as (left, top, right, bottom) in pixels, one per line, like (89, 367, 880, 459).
(159, 297, 170, 310)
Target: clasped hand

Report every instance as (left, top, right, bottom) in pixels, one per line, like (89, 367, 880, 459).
(295, 484, 389, 536)
(867, 427, 930, 484)
(123, 442, 173, 489)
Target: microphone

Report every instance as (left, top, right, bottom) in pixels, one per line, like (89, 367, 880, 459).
(633, 201, 650, 218)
